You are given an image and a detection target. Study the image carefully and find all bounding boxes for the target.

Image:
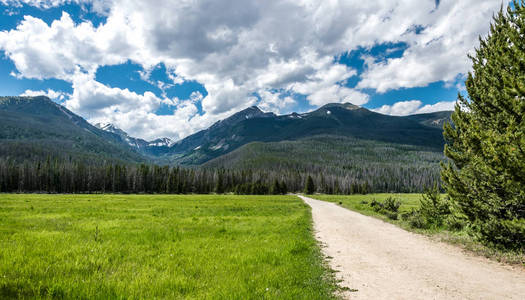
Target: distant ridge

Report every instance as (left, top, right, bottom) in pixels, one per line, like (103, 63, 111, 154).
(167, 102, 451, 164)
(0, 96, 451, 165)
(0, 96, 144, 163)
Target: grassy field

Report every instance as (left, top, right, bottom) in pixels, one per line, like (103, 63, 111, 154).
(311, 194, 422, 220)
(311, 194, 525, 266)
(0, 194, 339, 299)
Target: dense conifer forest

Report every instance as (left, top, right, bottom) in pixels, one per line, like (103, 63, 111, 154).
(0, 149, 441, 195)
(0, 95, 450, 195)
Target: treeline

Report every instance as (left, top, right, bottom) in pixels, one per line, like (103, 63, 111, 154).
(205, 135, 444, 193)
(0, 157, 424, 194)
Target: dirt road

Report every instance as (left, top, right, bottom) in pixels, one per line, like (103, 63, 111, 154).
(299, 195, 525, 299)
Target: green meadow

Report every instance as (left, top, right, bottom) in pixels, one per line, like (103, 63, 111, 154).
(0, 194, 339, 299)
(312, 194, 422, 222)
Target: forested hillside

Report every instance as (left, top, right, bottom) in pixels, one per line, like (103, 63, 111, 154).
(170, 103, 450, 165)
(0, 96, 451, 194)
(0, 96, 144, 164)
(205, 135, 444, 193)
(0, 155, 438, 194)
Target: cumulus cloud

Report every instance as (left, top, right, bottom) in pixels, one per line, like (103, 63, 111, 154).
(1, 0, 110, 13)
(373, 100, 455, 116)
(357, 1, 499, 93)
(0, 0, 503, 140)
(0, 11, 131, 80)
(1, 0, 72, 8)
(63, 74, 237, 140)
(257, 89, 296, 114)
(20, 89, 69, 101)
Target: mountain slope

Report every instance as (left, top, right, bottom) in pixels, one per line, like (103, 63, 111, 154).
(94, 123, 174, 157)
(171, 103, 449, 165)
(405, 111, 452, 129)
(0, 96, 144, 163)
(203, 135, 444, 192)
(170, 106, 274, 152)
(0, 97, 451, 169)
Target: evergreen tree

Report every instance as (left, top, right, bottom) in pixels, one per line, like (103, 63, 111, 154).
(441, 2, 525, 249)
(215, 170, 225, 194)
(304, 175, 315, 195)
(270, 179, 280, 195)
(279, 181, 288, 195)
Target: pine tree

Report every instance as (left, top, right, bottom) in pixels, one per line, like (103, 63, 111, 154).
(270, 179, 280, 195)
(304, 175, 315, 195)
(215, 170, 224, 194)
(441, 2, 525, 249)
(279, 181, 288, 195)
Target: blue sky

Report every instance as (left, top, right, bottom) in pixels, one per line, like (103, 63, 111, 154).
(0, 1, 501, 140)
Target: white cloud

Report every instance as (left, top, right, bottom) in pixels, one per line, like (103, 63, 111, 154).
(189, 91, 204, 103)
(1, 0, 71, 8)
(20, 88, 69, 101)
(0, 12, 130, 80)
(0, 0, 503, 140)
(373, 100, 455, 116)
(0, 0, 110, 13)
(416, 100, 456, 114)
(357, 1, 500, 93)
(257, 89, 296, 114)
(63, 74, 236, 140)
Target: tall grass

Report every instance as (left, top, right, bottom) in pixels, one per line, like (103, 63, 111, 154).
(0, 194, 339, 299)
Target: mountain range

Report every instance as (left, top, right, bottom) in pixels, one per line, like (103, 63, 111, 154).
(0, 96, 451, 166)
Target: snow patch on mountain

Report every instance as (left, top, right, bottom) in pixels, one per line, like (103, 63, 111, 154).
(95, 122, 175, 149)
(148, 138, 175, 147)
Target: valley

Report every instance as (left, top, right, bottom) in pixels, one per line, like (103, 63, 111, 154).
(0, 1, 523, 299)
(0, 96, 450, 194)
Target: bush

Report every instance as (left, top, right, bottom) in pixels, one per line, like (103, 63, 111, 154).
(444, 214, 466, 231)
(408, 211, 426, 229)
(370, 199, 383, 212)
(400, 186, 456, 230)
(478, 218, 525, 251)
(418, 185, 450, 228)
(383, 197, 400, 213)
(384, 211, 399, 220)
(370, 197, 400, 220)
(402, 209, 427, 229)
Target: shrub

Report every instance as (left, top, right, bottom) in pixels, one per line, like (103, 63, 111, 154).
(444, 214, 466, 231)
(402, 186, 453, 230)
(384, 211, 398, 221)
(370, 197, 400, 220)
(370, 199, 383, 212)
(383, 197, 400, 213)
(478, 218, 525, 251)
(402, 209, 428, 229)
(418, 185, 450, 228)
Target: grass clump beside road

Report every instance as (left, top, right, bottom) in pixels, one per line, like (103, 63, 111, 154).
(312, 193, 525, 266)
(0, 194, 340, 299)
(312, 194, 421, 221)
